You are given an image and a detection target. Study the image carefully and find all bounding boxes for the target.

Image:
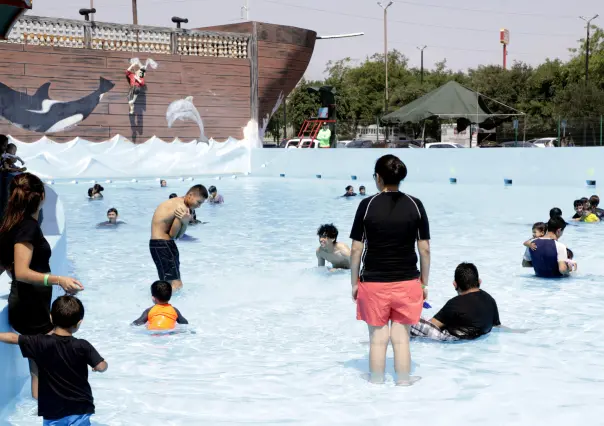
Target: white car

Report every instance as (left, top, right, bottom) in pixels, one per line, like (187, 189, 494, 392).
(284, 138, 319, 149)
(532, 137, 557, 148)
(425, 142, 466, 148)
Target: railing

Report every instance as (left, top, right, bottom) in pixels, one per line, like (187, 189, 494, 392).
(0, 15, 249, 58)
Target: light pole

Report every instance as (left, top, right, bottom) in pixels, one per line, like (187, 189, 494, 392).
(241, 0, 249, 21)
(377, 1, 393, 114)
(132, 0, 138, 25)
(579, 14, 599, 83)
(90, 0, 94, 21)
(417, 45, 427, 84)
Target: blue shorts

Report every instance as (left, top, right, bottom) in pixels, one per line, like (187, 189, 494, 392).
(43, 414, 92, 426)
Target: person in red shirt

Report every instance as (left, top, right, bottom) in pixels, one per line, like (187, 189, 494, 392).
(126, 62, 146, 114)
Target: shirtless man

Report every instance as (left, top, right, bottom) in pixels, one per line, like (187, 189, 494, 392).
(316, 224, 351, 270)
(150, 185, 208, 291)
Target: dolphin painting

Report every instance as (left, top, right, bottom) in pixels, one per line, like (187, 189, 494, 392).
(0, 77, 115, 133)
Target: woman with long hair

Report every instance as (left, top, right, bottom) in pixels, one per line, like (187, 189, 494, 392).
(0, 173, 83, 398)
(350, 155, 431, 386)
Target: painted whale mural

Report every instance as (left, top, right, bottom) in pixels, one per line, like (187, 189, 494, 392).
(0, 77, 115, 133)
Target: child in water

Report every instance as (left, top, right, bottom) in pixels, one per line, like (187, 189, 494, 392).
(566, 248, 577, 272)
(522, 222, 547, 267)
(132, 281, 189, 330)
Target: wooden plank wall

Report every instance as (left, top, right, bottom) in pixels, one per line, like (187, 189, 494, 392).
(0, 43, 251, 142)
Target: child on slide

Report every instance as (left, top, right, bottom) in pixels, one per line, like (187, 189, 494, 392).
(132, 281, 189, 330)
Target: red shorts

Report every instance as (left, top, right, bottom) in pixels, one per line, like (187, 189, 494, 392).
(356, 279, 423, 326)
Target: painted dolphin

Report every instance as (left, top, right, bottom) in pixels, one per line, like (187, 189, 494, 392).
(166, 96, 209, 144)
(0, 77, 115, 133)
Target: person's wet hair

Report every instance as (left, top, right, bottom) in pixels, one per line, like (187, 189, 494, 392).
(93, 184, 104, 192)
(208, 186, 217, 194)
(547, 216, 567, 234)
(0, 134, 8, 152)
(532, 222, 547, 234)
(549, 207, 563, 219)
(187, 184, 209, 199)
(589, 195, 600, 208)
(574, 199, 583, 208)
(374, 154, 407, 185)
(566, 248, 574, 260)
(359, 186, 366, 190)
(151, 280, 172, 303)
(51, 296, 85, 329)
(88, 188, 93, 198)
(345, 185, 353, 191)
(6, 142, 16, 152)
(107, 208, 118, 216)
(169, 193, 178, 199)
(454, 262, 480, 292)
(580, 197, 588, 203)
(317, 223, 338, 242)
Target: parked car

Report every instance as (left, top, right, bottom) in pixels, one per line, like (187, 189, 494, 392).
(498, 141, 537, 148)
(346, 139, 374, 148)
(337, 140, 354, 148)
(425, 142, 466, 148)
(388, 140, 422, 148)
(532, 137, 557, 148)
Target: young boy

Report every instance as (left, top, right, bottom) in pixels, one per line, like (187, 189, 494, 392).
(566, 248, 577, 272)
(1, 143, 27, 173)
(522, 222, 547, 267)
(207, 186, 224, 204)
(359, 186, 366, 196)
(589, 195, 604, 219)
(581, 205, 600, 223)
(0, 296, 107, 426)
(571, 199, 584, 220)
(132, 280, 189, 330)
(316, 223, 351, 270)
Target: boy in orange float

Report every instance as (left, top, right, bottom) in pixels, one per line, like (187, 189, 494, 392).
(132, 281, 188, 330)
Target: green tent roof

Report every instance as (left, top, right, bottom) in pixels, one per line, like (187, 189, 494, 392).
(382, 81, 495, 124)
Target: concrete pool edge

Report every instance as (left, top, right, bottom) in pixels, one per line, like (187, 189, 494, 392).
(0, 184, 67, 419)
(250, 148, 602, 187)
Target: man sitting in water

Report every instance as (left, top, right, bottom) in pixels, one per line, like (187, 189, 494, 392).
(343, 185, 357, 197)
(97, 208, 125, 227)
(525, 217, 572, 278)
(132, 280, 188, 330)
(411, 263, 502, 341)
(150, 185, 208, 291)
(316, 224, 351, 270)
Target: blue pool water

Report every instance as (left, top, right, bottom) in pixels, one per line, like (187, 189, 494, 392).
(6, 177, 604, 425)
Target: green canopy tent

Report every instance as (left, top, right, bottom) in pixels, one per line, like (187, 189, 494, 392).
(381, 81, 524, 147)
(0, 0, 31, 40)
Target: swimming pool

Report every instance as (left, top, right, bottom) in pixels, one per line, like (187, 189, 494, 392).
(5, 177, 604, 425)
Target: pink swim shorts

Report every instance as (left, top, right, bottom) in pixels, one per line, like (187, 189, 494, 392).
(356, 279, 423, 327)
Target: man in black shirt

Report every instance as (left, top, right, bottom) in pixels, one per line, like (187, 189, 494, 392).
(411, 263, 501, 341)
(0, 296, 107, 424)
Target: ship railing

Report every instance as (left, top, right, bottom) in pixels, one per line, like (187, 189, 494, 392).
(0, 15, 250, 58)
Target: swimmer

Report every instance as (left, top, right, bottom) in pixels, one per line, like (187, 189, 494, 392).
(150, 184, 208, 291)
(590, 195, 604, 219)
(132, 280, 188, 330)
(571, 199, 584, 221)
(522, 222, 547, 267)
(566, 248, 577, 272)
(359, 186, 366, 196)
(160, 179, 167, 188)
(88, 184, 104, 199)
(343, 185, 357, 197)
(316, 224, 351, 270)
(97, 208, 125, 227)
(581, 204, 600, 223)
(549, 207, 562, 219)
(207, 186, 224, 204)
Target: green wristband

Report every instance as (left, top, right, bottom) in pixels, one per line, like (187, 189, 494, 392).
(421, 285, 427, 289)
(43, 274, 50, 287)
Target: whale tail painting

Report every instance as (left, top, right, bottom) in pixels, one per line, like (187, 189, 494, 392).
(0, 77, 114, 134)
(166, 96, 209, 144)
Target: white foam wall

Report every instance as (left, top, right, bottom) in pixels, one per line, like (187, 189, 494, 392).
(0, 184, 67, 418)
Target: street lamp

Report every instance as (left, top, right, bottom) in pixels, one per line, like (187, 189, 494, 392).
(579, 14, 599, 83)
(417, 45, 427, 84)
(377, 1, 393, 114)
(241, 0, 249, 21)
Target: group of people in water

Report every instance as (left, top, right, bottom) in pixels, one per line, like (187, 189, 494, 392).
(0, 146, 598, 424)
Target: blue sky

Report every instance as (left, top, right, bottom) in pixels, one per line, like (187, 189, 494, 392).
(36, 0, 600, 80)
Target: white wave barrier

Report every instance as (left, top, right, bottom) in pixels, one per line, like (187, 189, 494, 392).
(8, 127, 259, 179)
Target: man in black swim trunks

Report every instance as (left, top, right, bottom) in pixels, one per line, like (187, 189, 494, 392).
(150, 185, 208, 291)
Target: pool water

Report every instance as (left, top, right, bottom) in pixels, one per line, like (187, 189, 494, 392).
(6, 178, 604, 426)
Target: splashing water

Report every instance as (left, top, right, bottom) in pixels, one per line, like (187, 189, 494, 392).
(166, 96, 209, 144)
(130, 57, 159, 70)
(243, 119, 262, 149)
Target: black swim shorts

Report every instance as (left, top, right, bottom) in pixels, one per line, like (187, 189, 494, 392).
(149, 239, 181, 282)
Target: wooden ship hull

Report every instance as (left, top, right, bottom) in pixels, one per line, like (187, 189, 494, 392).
(0, 15, 316, 142)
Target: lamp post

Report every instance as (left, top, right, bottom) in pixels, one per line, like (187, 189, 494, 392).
(241, 0, 249, 21)
(417, 45, 427, 84)
(377, 1, 393, 114)
(132, 0, 138, 25)
(579, 14, 599, 83)
(90, 0, 94, 21)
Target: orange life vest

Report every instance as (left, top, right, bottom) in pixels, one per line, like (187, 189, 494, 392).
(147, 304, 178, 330)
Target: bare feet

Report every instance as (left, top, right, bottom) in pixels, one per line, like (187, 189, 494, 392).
(396, 376, 422, 387)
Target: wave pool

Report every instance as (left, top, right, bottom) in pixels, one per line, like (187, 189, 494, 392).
(5, 177, 604, 425)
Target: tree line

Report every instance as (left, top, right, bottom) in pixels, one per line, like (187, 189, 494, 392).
(266, 26, 604, 144)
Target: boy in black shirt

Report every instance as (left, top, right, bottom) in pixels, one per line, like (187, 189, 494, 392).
(0, 296, 107, 425)
(411, 263, 501, 341)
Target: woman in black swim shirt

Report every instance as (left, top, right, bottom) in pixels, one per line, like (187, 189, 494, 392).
(350, 154, 431, 386)
(0, 173, 83, 398)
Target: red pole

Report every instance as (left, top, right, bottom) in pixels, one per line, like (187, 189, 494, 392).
(503, 44, 507, 69)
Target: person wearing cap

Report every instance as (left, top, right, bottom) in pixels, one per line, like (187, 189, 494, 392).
(207, 186, 224, 204)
